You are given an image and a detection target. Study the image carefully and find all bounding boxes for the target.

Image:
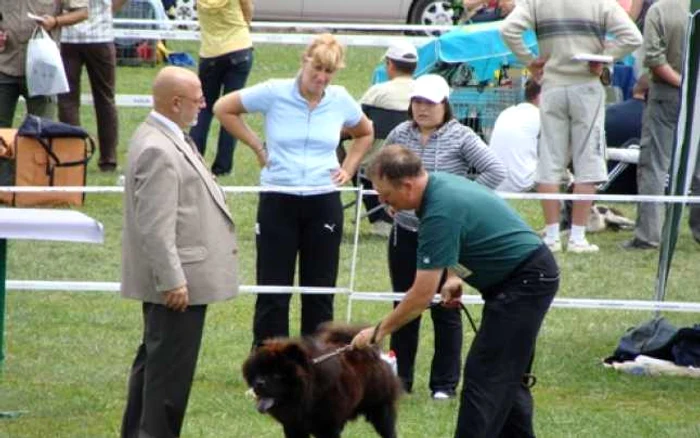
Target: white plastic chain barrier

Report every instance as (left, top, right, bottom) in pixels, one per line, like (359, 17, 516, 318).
(114, 29, 433, 47)
(112, 19, 436, 47)
(4, 185, 700, 314)
(6, 281, 700, 313)
(91, 20, 434, 105)
(113, 18, 453, 34)
(2, 185, 700, 204)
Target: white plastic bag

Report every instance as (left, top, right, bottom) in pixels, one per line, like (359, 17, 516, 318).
(25, 26, 69, 97)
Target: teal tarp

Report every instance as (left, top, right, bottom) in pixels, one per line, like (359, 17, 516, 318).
(372, 20, 538, 84)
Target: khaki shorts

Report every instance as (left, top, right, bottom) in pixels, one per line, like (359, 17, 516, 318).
(537, 81, 608, 185)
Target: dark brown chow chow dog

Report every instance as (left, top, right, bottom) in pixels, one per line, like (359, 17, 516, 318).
(242, 324, 402, 438)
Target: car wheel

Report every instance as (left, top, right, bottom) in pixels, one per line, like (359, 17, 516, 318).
(173, 0, 199, 29)
(408, 0, 458, 36)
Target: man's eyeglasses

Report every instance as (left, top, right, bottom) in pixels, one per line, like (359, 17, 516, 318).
(177, 95, 205, 105)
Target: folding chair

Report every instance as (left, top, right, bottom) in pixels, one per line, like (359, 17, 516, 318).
(340, 104, 409, 218)
(600, 137, 640, 195)
(560, 138, 640, 230)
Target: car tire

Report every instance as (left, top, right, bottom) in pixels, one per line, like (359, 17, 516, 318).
(407, 0, 459, 36)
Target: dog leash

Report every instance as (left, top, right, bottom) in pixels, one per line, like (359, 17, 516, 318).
(311, 344, 353, 365)
(457, 301, 537, 389)
(458, 302, 479, 334)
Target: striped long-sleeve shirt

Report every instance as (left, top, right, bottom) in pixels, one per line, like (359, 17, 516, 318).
(384, 119, 506, 231)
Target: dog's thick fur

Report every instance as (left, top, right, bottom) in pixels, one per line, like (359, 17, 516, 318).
(242, 324, 402, 438)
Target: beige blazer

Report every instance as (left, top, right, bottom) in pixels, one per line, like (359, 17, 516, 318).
(121, 114, 239, 305)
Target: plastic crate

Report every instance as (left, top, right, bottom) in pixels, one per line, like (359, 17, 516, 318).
(450, 85, 523, 142)
(114, 0, 162, 66)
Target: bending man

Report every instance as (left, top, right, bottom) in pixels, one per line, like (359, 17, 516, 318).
(352, 144, 559, 438)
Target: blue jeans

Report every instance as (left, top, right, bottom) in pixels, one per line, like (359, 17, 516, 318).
(189, 47, 253, 176)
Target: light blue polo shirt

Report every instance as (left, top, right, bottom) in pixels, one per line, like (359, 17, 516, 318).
(239, 78, 363, 192)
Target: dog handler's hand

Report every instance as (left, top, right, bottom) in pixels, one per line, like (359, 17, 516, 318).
(352, 325, 381, 349)
(163, 285, 189, 312)
(440, 276, 463, 308)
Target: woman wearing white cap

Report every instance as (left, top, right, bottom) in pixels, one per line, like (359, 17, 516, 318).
(383, 73, 506, 399)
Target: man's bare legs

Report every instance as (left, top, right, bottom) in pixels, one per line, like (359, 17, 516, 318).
(539, 182, 599, 253)
(539, 183, 562, 252)
(569, 183, 599, 252)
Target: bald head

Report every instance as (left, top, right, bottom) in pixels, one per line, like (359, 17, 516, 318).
(152, 66, 204, 128)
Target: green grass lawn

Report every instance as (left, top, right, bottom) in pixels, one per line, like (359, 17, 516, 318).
(1, 42, 700, 438)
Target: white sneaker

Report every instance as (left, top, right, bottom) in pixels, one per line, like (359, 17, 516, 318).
(371, 221, 393, 237)
(431, 391, 454, 400)
(567, 239, 599, 253)
(543, 238, 562, 253)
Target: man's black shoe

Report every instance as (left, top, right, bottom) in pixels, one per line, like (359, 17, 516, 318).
(620, 238, 658, 250)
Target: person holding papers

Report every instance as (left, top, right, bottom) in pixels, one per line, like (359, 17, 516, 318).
(501, 0, 642, 253)
(0, 1, 88, 128)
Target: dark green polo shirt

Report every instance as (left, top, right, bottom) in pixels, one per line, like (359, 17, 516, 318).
(416, 172, 542, 291)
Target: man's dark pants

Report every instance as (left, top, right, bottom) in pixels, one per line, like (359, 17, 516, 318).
(252, 192, 343, 347)
(455, 245, 558, 438)
(388, 224, 462, 394)
(0, 73, 55, 128)
(121, 303, 207, 438)
(59, 42, 118, 170)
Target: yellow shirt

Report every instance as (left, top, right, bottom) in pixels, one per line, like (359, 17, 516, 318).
(197, 0, 252, 58)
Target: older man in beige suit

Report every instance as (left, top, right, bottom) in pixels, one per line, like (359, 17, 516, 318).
(120, 66, 239, 438)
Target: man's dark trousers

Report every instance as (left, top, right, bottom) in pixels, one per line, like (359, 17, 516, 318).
(121, 303, 207, 438)
(59, 42, 118, 170)
(455, 245, 558, 438)
(388, 224, 462, 394)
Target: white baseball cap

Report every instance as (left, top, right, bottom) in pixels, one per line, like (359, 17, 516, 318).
(384, 40, 418, 63)
(410, 74, 450, 103)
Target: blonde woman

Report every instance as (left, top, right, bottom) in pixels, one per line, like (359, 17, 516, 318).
(215, 34, 374, 346)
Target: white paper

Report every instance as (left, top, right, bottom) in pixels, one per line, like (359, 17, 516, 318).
(27, 12, 46, 23)
(0, 208, 104, 243)
(571, 53, 614, 63)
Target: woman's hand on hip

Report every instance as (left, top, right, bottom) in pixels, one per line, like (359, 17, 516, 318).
(331, 168, 351, 185)
(255, 148, 268, 168)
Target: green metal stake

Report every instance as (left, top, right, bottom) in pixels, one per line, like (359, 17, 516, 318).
(0, 238, 6, 373)
(0, 237, 24, 419)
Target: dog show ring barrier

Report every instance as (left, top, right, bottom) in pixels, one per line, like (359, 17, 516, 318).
(4, 19, 700, 367)
(2, 185, 700, 322)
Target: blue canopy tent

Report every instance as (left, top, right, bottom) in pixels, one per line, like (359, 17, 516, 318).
(372, 20, 538, 85)
(371, 21, 538, 139)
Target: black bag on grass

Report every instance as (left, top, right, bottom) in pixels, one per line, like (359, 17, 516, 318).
(605, 317, 678, 363)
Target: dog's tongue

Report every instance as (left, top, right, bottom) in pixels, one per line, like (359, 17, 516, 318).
(256, 397, 275, 413)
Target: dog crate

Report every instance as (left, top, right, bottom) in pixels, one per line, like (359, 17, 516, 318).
(450, 85, 523, 142)
(114, 0, 167, 66)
